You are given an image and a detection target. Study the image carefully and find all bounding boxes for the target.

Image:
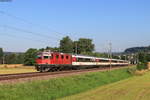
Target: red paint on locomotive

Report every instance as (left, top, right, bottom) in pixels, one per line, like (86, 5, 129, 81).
(36, 51, 72, 65)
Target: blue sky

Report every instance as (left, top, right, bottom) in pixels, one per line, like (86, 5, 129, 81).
(0, 0, 150, 52)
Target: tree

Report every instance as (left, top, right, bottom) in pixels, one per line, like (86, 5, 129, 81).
(73, 41, 79, 54)
(5, 53, 17, 64)
(45, 46, 60, 52)
(39, 48, 45, 52)
(0, 48, 3, 64)
(24, 48, 38, 66)
(138, 52, 147, 63)
(4, 53, 24, 64)
(112, 55, 120, 59)
(15, 53, 24, 64)
(120, 55, 126, 60)
(136, 52, 150, 70)
(59, 36, 73, 53)
(146, 54, 150, 62)
(76, 38, 94, 54)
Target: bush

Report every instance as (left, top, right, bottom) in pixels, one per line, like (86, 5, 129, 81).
(24, 48, 38, 66)
(137, 62, 147, 70)
(127, 67, 136, 75)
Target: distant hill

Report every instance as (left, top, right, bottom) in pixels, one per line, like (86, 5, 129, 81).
(124, 46, 150, 53)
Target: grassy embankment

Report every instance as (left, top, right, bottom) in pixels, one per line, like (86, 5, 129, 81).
(0, 66, 134, 100)
(0, 64, 36, 74)
(60, 68, 150, 100)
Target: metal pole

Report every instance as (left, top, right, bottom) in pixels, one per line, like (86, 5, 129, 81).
(75, 42, 78, 54)
(109, 42, 112, 70)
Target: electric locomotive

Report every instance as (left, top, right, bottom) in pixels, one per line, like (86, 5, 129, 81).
(35, 50, 129, 72)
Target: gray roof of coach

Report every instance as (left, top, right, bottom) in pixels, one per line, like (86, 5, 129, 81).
(72, 54, 126, 62)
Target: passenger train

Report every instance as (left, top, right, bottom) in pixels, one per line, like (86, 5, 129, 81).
(35, 51, 129, 72)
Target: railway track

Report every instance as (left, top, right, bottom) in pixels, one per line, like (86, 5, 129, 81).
(0, 66, 130, 81)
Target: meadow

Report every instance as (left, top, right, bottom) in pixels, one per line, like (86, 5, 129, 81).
(60, 68, 150, 100)
(0, 67, 134, 100)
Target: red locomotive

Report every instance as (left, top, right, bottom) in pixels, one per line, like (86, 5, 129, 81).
(35, 50, 129, 72)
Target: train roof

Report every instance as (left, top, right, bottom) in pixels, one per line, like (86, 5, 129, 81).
(38, 51, 128, 62)
(72, 54, 127, 62)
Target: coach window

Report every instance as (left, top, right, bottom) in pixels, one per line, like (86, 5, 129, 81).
(101, 60, 109, 62)
(61, 55, 64, 59)
(119, 61, 123, 63)
(78, 58, 84, 62)
(112, 60, 117, 63)
(78, 58, 91, 62)
(56, 55, 59, 59)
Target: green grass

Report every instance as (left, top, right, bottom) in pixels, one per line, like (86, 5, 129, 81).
(60, 69, 150, 100)
(0, 67, 134, 100)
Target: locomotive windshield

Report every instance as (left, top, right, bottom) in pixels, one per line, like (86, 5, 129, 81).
(36, 51, 51, 59)
(43, 56, 49, 59)
(37, 55, 42, 59)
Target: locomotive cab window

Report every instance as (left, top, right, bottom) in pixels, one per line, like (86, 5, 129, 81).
(37, 56, 42, 59)
(36, 55, 42, 59)
(43, 56, 49, 59)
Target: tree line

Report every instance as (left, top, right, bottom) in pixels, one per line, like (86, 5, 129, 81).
(0, 48, 24, 64)
(3, 36, 145, 66)
(136, 52, 150, 70)
(0, 36, 109, 65)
